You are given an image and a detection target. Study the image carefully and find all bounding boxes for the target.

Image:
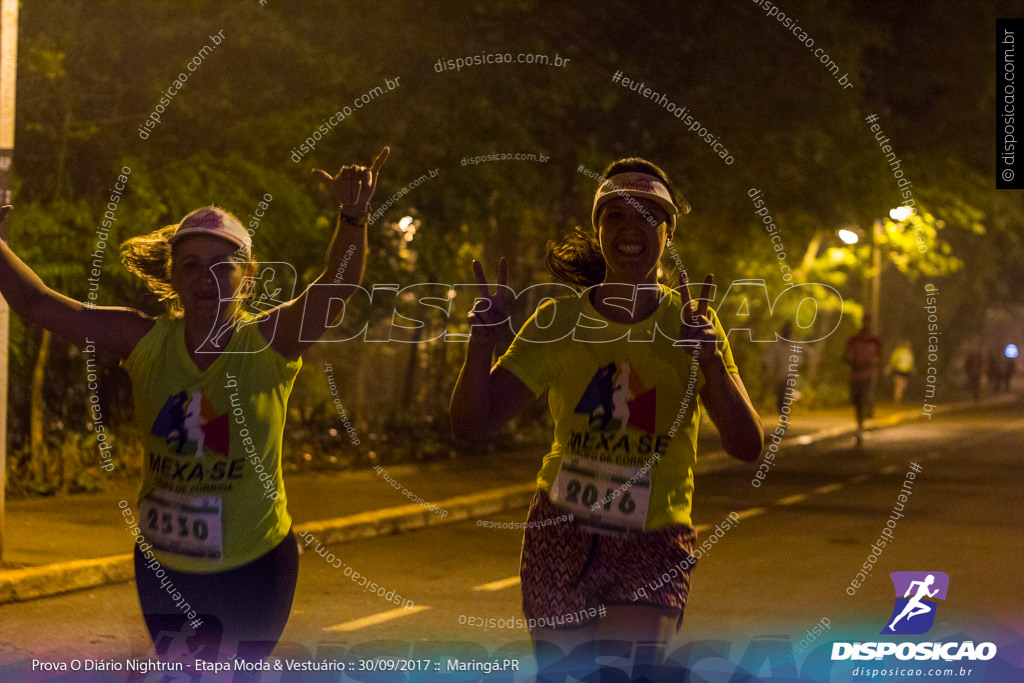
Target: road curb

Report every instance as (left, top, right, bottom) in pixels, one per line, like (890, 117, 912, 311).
(0, 395, 1011, 605)
(0, 554, 134, 604)
(0, 484, 537, 605)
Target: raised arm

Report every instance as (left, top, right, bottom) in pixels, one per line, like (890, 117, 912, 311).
(262, 147, 389, 360)
(0, 206, 153, 358)
(676, 271, 764, 461)
(450, 258, 535, 440)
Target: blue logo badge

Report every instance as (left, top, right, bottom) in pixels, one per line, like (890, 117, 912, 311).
(881, 571, 949, 635)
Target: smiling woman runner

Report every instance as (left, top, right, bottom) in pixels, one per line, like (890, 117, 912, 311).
(0, 147, 387, 662)
(450, 157, 763, 675)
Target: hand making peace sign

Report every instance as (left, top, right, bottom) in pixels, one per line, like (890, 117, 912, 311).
(313, 146, 390, 219)
(676, 270, 719, 364)
(469, 257, 509, 348)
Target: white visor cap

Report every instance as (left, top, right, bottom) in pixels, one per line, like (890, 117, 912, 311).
(168, 206, 252, 254)
(591, 172, 691, 230)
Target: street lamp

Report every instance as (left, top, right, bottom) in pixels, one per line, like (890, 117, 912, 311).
(835, 210, 909, 337)
(870, 218, 883, 332)
(837, 227, 863, 245)
(833, 224, 876, 327)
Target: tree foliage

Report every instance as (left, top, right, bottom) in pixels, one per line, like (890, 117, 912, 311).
(5, 1, 1021, 488)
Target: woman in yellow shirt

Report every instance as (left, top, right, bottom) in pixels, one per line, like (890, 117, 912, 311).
(451, 157, 763, 673)
(0, 147, 387, 661)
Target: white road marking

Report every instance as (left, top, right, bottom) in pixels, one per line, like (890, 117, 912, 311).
(472, 576, 521, 592)
(733, 507, 767, 521)
(777, 494, 808, 505)
(323, 605, 431, 632)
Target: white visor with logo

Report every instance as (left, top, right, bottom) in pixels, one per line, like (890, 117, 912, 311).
(591, 172, 691, 230)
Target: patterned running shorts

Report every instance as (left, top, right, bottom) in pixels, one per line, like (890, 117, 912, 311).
(519, 490, 697, 628)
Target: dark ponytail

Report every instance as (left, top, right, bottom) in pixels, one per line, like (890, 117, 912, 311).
(544, 226, 605, 290)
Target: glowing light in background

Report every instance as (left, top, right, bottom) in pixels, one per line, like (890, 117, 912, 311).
(395, 215, 420, 261)
(889, 206, 914, 222)
(837, 228, 861, 245)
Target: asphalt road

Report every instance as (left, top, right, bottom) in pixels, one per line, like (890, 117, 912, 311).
(1, 401, 1021, 681)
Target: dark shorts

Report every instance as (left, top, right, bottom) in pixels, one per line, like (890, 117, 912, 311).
(519, 491, 696, 628)
(134, 528, 298, 661)
(850, 377, 876, 406)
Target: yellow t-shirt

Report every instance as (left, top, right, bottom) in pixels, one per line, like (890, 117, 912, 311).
(123, 315, 301, 572)
(497, 285, 736, 530)
(889, 347, 914, 373)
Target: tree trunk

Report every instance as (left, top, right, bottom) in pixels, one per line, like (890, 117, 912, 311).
(399, 326, 423, 411)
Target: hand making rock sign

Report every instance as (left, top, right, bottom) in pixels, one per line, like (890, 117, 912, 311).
(0, 146, 392, 663)
(312, 145, 389, 221)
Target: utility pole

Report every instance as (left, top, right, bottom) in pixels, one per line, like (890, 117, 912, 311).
(0, 0, 18, 560)
(870, 219, 882, 339)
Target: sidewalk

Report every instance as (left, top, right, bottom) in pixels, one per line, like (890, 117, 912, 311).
(0, 394, 1012, 604)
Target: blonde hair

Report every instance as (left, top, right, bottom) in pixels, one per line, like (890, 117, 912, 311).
(120, 218, 254, 317)
(120, 224, 182, 315)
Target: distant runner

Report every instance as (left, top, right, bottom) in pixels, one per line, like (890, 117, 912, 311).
(843, 316, 883, 444)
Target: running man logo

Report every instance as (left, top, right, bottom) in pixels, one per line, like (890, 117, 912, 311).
(196, 261, 297, 354)
(152, 390, 230, 458)
(574, 360, 657, 435)
(881, 571, 949, 635)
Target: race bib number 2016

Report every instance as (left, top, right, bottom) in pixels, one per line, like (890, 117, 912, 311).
(551, 456, 652, 533)
(139, 491, 223, 560)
